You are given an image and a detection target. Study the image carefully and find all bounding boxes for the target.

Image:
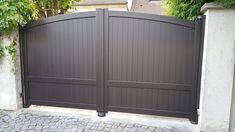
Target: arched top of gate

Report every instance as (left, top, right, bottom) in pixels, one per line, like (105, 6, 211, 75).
(108, 11, 195, 29)
(24, 11, 96, 29)
(24, 9, 195, 30)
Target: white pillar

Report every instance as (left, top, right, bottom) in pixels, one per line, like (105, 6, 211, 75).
(199, 3, 235, 132)
(0, 30, 22, 110)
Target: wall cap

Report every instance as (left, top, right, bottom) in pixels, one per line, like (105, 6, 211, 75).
(201, 2, 224, 14)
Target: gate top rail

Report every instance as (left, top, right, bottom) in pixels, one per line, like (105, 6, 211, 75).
(109, 11, 195, 29)
(24, 11, 96, 29)
(24, 9, 195, 30)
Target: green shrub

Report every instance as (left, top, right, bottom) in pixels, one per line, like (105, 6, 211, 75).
(5, 40, 17, 72)
(0, 0, 37, 36)
(0, 45, 4, 60)
(216, 0, 235, 8)
(162, 0, 235, 21)
(34, 0, 81, 18)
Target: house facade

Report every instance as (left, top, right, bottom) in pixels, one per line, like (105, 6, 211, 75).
(74, 0, 165, 14)
(74, 0, 129, 12)
(131, 0, 165, 15)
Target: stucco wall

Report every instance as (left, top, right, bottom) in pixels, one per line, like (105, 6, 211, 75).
(199, 4, 235, 132)
(130, 0, 165, 15)
(0, 30, 22, 110)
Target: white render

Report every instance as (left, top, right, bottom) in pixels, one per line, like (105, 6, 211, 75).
(199, 3, 235, 132)
(127, 0, 133, 10)
(0, 30, 22, 110)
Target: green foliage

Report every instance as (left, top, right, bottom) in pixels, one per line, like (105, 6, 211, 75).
(0, 0, 82, 73)
(34, 0, 81, 18)
(0, 0, 37, 36)
(216, 0, 235, 8)
(0, 45, 4, 60)
(5, 40, 17, 72)
(162, 0, 213, 21)
(162, 0, 235, 21)
(0, 37, 5, 61)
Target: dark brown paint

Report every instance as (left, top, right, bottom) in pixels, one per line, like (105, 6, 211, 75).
(20, 9, 205, 123)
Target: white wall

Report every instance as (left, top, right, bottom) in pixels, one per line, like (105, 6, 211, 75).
(199, 3, 235, 132)
(127, 0, 133, 10)
(0, 30, 22, 110)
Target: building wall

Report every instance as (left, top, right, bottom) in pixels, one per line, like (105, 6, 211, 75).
(199, 4, 235, 132)
(73, 5, 128, 12)
(130, 0, 165, 15)
(0, 30, 22, 110)
(73, 0, 128, 12)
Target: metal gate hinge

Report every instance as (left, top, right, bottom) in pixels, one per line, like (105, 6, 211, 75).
(20, 93, 24, 98)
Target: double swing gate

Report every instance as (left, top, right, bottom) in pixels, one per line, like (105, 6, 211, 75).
(21, 9, 205, 123)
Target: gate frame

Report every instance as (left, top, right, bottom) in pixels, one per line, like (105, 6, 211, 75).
(190, 15, 206, 123)
(19, 26, 30, 108)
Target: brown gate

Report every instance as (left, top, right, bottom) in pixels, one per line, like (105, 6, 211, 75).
(20, 9, 205, 123)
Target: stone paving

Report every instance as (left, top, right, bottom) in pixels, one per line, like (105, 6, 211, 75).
(0, 109, 180, 132)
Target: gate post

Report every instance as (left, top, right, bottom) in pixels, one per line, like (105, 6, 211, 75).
(96, 9, 106, 116)
(198, 3, 235, 132)
(0, 30, 23, 110)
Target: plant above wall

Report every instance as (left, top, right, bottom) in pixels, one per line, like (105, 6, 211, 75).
(0, 0, 82, 72)
(34, 0, 82, 18)
(162, 0, 235, 21)
(0, 0, 38, 36)
(0, 0, 83, 34)
(216, 0, 235, 8)
(0, 45, 4, 60)
(5, 40, 17, 72)
(0, 0, 37, 72)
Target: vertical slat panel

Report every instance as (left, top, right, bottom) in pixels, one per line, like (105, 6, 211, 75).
(23, 12, 97, 110)
(107, 17, 195, 83)
(127, 18, 133, 81)
(27, 18, 96, 79)
(106, 11, 200, 121)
